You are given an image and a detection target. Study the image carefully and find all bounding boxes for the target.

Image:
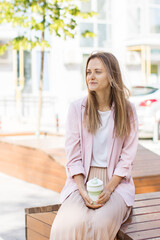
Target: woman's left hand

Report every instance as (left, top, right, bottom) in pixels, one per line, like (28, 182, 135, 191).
(96, 187, 112, 205)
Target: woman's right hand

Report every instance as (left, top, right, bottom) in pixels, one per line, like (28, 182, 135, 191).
(80, 189, 103, 209)
(74, 174, 103, 209)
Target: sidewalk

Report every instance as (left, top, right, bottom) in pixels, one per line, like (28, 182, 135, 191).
(0, 173, 60, 240)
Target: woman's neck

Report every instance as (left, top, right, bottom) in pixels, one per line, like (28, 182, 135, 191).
(96, 91, 111, 111)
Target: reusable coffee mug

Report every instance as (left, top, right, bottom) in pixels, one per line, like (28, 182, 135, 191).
(87, 177, 104, 205)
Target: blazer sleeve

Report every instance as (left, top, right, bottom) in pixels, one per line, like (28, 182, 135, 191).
(65, 102, 85, 178)
(113, 104, 138, 180)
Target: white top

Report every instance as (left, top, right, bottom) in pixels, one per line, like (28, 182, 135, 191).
(91, 110, 111, 167)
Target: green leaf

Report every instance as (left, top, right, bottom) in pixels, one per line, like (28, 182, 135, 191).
(0, 44, 8, 55)
(31, 4, 44, 14)
(64, 29, 74, 38)
(81, 30, 96, 38)
(49, 19, 65, 34)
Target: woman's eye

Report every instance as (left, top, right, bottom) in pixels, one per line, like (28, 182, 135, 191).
(96, 71, 101, 74)
(87, 72, 91, 75)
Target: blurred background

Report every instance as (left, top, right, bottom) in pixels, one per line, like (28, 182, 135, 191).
(0, 0, 160, 140)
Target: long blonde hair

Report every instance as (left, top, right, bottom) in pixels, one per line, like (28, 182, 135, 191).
(84, 51, 134, 138)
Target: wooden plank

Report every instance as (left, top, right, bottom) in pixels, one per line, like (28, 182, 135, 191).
(25, 204, 60, 214)
(134, 157, 160, 164)
(128, 228, 160, 240)
(133, 169, 160, 177)
(27, 215, 51, 238)
(27, 228, 48, 240)
(135, 163, 159, 168)
(131, 205, 160, 215)
(149, 238, 160, 240)
(0, 146, 66, 177)
(122, 212, 160, 225)
(133, 144, 160, 179)
(134, 176, 160, 187)
(29, 212, 57, 225)
(134, 198, 160, 208)
(121, 219, 160, 233)
(0, 161, 65, 192)
(135, 192, 160, 201)
(0, 141, 65, 170)
(135, 185, 160, 194)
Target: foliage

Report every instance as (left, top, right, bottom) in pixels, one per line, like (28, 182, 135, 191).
(0, 0, 97, 53)
(0, 0, 97, 133)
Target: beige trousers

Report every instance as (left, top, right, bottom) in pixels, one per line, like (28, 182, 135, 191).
(50, 167, 130, 240)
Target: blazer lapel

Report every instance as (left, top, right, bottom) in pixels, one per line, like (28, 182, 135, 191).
(81, 98, 93, 181)
(106, 108, 115, 166)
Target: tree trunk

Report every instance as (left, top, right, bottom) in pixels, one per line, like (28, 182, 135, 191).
(36, 31, 44, 135)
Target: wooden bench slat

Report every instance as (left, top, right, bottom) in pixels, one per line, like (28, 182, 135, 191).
(25, 204, 60, 214)
(134, 198, 160, 208)
(135, 192, 160, 201)
(134, 177, 160, 188)
(128, 228, 160, 240)
(133, 169, 160, 177)
(27, 228, 48, 240)
(133, 165, 160, 171)
(121, 219, 160, 233)
(27, 215, 51, 238)
(148, 238, 160, 240)
(135, 185, 160, 194)
(123, 212, 160, 225)
(29, 212, 57, 226)
(131, 205, 160, 215)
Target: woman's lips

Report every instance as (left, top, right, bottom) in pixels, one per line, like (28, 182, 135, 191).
(89, 82, 97, 85)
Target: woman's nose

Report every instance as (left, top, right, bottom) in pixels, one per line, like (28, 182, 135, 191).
(90, 72, 95, 79)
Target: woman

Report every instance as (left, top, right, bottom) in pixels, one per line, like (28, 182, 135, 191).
(50, 51, 138, 240)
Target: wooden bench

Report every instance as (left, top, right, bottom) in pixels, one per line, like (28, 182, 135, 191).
(0, 139, 160, 194)
(25, 191, 160, 240)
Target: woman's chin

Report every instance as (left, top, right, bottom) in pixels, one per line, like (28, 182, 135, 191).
(88, 87, 97, 92)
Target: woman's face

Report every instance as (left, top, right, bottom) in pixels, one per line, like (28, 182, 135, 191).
(86, 58, 110, 94)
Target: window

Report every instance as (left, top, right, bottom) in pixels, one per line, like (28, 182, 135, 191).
(80, 23, 94, 48)
(148, 0, 160, 34)
(97, 0, 107, 20)
(16, 50, 32, 93)
(151, 49, 160, 54)
(81, 1, 91, 12)
(151, 0, 160, 4)
(151, 64, 158, 74)
(98, 24, 109, 48)
(149, 7, 160, 33)
(0, 40, 11, 64)
(80, 0, 111, 48)
(127, 5, 141, 37)
(17, 51, 19, 79)
(23, 51, 32, 93)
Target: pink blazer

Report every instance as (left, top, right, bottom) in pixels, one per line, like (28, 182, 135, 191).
(60, 97, 138, 206)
